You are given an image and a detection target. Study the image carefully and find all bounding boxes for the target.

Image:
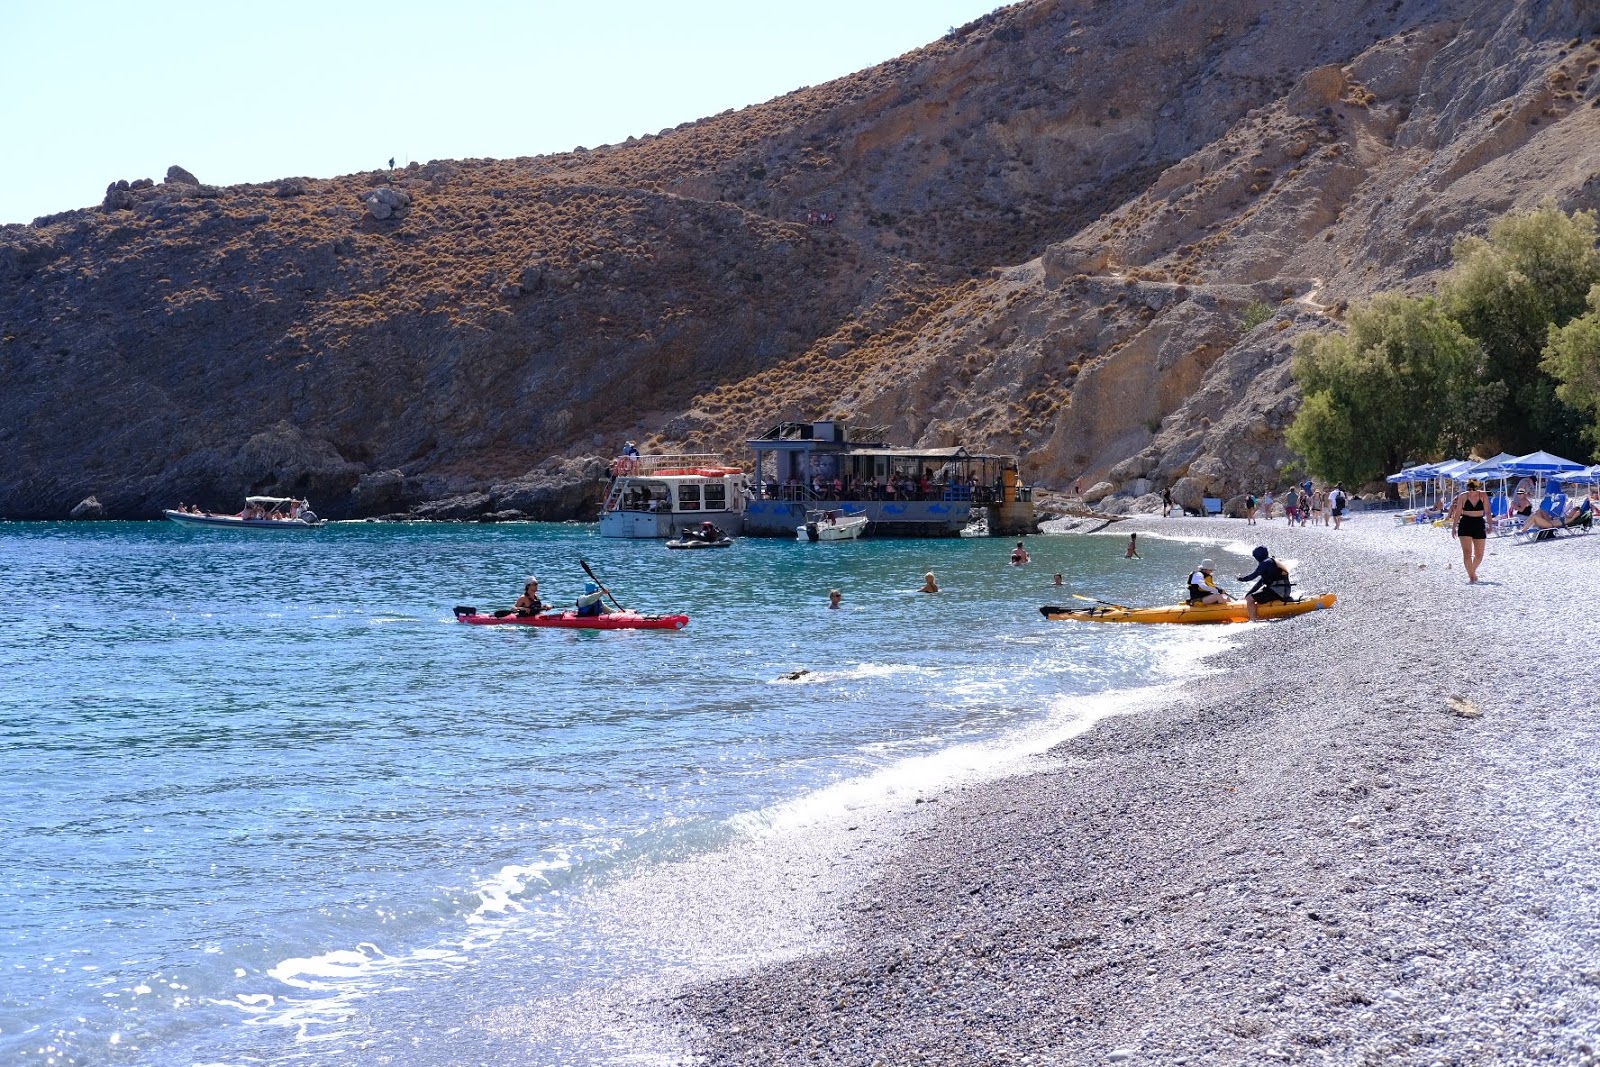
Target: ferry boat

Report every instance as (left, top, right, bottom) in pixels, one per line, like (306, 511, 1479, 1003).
(599, 454, 751, 539)
(743, 420, 1035, 538)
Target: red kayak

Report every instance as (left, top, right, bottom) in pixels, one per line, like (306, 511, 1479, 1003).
(453, 606, 689, 630)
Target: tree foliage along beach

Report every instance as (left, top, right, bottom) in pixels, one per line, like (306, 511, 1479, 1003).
(1289, 203, 1600, 484)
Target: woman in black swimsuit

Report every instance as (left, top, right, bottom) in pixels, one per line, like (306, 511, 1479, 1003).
(1447, 478, 1493, 583)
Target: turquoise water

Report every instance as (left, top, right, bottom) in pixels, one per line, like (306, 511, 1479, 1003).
(0, 521, 1228, 1066)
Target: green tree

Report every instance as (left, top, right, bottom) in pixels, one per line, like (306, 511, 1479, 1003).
(1441, 201, 1600, 454)
(1542, 283, 1600, 455)
(1287, 294, 1487, 485)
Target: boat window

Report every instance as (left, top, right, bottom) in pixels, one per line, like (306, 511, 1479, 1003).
(677, 483, 701, 511)
(704, 482, 727, 510)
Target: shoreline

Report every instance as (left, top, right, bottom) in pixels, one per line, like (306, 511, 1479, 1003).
(675, 515, 1600, 1064)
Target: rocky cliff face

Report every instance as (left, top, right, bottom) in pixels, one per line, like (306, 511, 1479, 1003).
(3, 0, 1598, 519)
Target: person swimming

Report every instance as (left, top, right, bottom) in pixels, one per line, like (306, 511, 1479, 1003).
(920, 572, 940, 594)
(1010, 541, 1030, 565)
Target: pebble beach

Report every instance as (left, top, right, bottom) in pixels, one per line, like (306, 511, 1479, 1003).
(675, 514, 1600, 1065)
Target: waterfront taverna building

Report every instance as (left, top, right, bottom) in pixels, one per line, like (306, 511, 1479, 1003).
(742, 420, 1035, 537)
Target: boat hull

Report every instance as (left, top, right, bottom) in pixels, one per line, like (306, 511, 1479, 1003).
(164, 510, 320, 530)
(665, 538, 734, 549)
(1040, 592, 1337, 624)
(454, 610, 689, 631)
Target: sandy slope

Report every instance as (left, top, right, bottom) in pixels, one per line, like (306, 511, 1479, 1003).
(675, 513, 1600, 1064)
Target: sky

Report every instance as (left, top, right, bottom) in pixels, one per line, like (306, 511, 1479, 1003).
(0, 0, 1008, 225)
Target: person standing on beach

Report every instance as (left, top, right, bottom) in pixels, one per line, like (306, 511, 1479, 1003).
(1125, 533, 1140, 559)
(1245, 493, 1257, 525)
(1446, 478, 1493, 583)
(1330, 484, 1348, 529)
(1162, 487, 1173, 518)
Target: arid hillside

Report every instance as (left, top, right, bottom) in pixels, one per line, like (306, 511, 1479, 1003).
(3, 0, 1598, 519)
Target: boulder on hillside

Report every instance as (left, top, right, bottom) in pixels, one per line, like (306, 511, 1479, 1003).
(217, 422, 363, 507)
(1082, 480, 1116, 504)
(352, 469, 408, 514)
(411, 492, 493, 520)
(69, 496, 105, 519)
(164, 165, 199, 186)
(361, 186, 411, 221)
(1169, 476, 1208, 513)
(102, 180, 134, 211)
(489, 456, 610, 521)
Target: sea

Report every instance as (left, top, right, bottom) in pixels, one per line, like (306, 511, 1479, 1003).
(0, 520, 1239, 1067)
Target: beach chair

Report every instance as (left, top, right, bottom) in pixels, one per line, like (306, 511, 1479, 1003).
(1516, 494, 1589, 542)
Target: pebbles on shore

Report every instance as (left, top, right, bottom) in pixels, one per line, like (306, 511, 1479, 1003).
(676, 516, 1600, 1065)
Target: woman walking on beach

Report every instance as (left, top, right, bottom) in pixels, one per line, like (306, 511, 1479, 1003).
(1447, 478, 1493, 582)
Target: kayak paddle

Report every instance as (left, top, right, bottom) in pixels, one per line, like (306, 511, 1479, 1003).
(579, 558, 628, 611)
(1072, 592, 1130, 609)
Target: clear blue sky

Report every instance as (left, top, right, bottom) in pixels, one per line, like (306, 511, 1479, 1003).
(0, 0, 1007, 225)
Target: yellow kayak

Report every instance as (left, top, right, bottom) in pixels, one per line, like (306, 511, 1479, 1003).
(1040, 592, 1337, 624)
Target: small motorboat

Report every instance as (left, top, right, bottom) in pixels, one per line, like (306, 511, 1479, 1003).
(1039, 593, 1337, 625)
(667, 522, 734, 549)
(453, 606, 689, 630)
(797, 508, 868, 542)
(164, 496, 322, 529)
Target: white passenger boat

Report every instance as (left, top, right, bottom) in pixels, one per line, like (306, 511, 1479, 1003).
(163, 496, 323, 529)
(600, 454, 751, 539)
(797, 508, 868, 542)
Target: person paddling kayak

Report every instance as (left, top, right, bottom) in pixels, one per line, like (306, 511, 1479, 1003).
(575, 581, 612, 618)
(513, 577, 548, 616)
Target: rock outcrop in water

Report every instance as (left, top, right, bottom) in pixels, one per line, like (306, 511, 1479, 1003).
(3, 0, 1598, 518)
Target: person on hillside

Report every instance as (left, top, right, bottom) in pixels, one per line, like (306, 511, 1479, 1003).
(575, 581, 611, 618)
(1235, 546, 1293, 620)
(1186, 559, 1232, 605)
(1010, 541, 1031, 565)
(1446, 478, 1493, 582)
(920, 572, 941, 594)
(513, 578, 548, 616)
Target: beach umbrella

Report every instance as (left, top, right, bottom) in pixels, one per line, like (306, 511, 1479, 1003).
(1502, 450, 1586, 474)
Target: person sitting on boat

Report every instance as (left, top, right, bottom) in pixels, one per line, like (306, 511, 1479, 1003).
(1235, 546, 1293, 621)
(1187, 559, 1232, 605)
(685, 521, 723, 544)
(1010, 541, 1030, 565)
(513, 578, 547, 616)
(575, 581, 611, 617)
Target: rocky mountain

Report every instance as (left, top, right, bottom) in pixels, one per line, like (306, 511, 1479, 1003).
(3, 0, 1598, 519)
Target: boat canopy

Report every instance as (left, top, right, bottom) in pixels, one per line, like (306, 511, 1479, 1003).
(245, 496, 306, 506)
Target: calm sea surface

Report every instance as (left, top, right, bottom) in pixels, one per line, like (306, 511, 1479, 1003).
(1, 520, 1232, 1066)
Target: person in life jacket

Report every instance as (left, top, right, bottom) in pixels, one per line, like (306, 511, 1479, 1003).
(575, 581, 611, 617)
(1235, 546, 1293, 620)
(1186, 559, 1232, 604)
